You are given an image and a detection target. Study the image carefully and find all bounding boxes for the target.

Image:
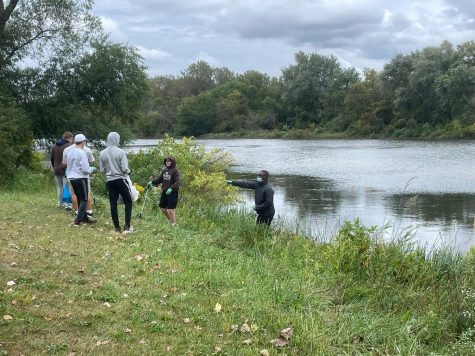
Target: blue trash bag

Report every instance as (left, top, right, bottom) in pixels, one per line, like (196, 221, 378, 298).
(62, 182, 72, 203)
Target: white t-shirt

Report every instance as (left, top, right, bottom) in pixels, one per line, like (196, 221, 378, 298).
(63, 144, 94, 165)
(66, 147, 93, 179)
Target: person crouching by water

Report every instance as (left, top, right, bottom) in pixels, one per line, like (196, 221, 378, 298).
(99, 132, 134, 234)
(227, 170, 275, 226)
(66, 134, 97, 226)
(147, 156, 181, 225)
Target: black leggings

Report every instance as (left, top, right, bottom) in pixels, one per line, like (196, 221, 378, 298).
(106, 178, 132, 229)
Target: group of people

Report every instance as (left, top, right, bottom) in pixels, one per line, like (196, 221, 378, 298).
(50, 131, 182, 233)
(51, 131, 276, 231)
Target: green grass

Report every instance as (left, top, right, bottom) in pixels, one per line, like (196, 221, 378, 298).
(2, 176, 475, 355)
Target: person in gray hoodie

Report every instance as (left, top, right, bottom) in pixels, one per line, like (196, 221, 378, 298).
(99, 132, 134, 234)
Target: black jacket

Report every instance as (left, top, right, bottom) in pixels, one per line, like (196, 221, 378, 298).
(231, 180, 275, 217)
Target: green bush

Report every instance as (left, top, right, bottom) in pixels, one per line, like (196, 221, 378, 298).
(128, 135, 237, 205)
(0, 95, 35, 185)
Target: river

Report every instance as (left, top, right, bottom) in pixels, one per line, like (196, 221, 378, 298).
(130, 139, 475, 251)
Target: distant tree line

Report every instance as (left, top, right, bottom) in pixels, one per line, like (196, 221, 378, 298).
(135, 40, 475, 139)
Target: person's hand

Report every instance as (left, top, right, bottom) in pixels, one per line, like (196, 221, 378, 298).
(90, 167, 97, 174)
(166, 188, 173, 195)
(146, 181, 153, 190)
(226, 180, 233, 185)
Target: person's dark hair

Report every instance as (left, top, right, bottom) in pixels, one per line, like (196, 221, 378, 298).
(62, 131, 73, 140)
(259, 170, 269, 180)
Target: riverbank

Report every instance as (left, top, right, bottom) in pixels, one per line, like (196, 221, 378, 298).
(198, 122, 475, 140)
(2, 173, 475, 355)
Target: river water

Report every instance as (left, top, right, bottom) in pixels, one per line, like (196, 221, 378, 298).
(130, 139, 475, 251)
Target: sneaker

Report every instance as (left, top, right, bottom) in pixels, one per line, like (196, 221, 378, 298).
(71, 220, 81, 226)
(114, 228, 122, 233)
(84, 214, 97, 224)
(123, 226, 135, 234)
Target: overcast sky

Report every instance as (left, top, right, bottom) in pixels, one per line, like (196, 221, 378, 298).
(93, 0, 475, 77)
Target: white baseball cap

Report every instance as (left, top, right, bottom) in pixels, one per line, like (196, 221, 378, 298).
(74, 134, 88, 143)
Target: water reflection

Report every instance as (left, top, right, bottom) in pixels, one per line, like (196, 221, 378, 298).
(387, 193, 475, 224)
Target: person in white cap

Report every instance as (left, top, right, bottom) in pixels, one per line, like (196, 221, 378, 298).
(66, 134, 97, 226)
(62, 131, 96, 219)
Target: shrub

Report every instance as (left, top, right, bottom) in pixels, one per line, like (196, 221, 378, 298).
(127, 135, 237, 205)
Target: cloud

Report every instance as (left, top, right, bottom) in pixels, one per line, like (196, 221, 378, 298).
(136, 46, 171, 61)
(99, 16, 127, 42)
(93, 0, 475, 76)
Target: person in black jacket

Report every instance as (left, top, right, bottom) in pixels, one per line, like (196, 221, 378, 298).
(227, 170, 275, 226)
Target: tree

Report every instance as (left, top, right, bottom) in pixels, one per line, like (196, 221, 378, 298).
(0, 0, 100, 70)
(7, 40, 148, 142)
(281, 51, 359, 128)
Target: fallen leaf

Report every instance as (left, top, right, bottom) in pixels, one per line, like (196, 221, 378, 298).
(280, 327, 293, 340)
(6, 280, 16, 287)
(230, 324, 238, 333)
(134, 254, 144, 261)
(125, 327, 132, 333)
(271, 337, 288, 347)
(242, 339, 252, 345)
(165, 345, 172, 352)
(123, 294, 129, 298)
(11, 300, 17, 305)
(183, 318, 191, 324)
(10, 262, 17, 267)
(3, 315, 13, 321)
(103, 302, 111, 308)
(240, 322, 251, 333)
(139, 340, 145, 344)
(214, 303, 222, 313)
(153, 263, 161, 270)
(259, 350, 270, 356)
(214, 346, 222, 353)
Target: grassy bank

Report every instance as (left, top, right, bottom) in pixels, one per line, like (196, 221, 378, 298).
(2, 174, 475, 355)
(199, 121, 475, 140)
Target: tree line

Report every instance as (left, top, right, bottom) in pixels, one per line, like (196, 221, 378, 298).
(1, 1, 475, 183)
(138, 41, 475, 139)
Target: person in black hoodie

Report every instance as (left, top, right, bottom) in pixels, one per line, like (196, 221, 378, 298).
(147, 156, 181, 225)
(227, 170, 275, 226)
(50, 131, 73, 208)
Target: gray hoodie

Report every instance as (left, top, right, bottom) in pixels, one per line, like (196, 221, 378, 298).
(99, 132, 130, 181)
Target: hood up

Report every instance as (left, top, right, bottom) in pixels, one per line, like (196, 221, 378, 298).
(106, 132, 120, 147)
(163, 156, 177, 168)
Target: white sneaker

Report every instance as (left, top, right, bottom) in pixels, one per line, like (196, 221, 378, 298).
(123, 226, 135, 234)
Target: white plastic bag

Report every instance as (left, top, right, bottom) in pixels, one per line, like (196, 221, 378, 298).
(118, 176, 139, 204)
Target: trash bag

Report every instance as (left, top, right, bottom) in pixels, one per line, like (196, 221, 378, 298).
(62, 182, 72, 203)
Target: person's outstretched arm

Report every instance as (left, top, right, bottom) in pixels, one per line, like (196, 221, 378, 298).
(228, 180, 257, 190)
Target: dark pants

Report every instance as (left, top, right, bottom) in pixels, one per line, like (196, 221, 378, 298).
(257, 214, 273, 226)
(70, 178, 89, 223)
(106, 178, 132, 229)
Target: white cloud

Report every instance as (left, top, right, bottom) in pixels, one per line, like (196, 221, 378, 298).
(136, 46, 171, 61)
(92, 0, 475, 76)
(99, 16, 127, 42)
